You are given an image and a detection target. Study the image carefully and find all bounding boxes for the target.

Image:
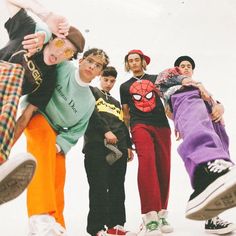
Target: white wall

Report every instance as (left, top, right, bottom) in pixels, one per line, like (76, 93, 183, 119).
(0, 0, 236, 235)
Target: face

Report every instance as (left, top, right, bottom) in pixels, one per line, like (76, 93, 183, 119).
(79, 55, 104, 83)
(100, 76, 116, 92)
(178, 61, 193, 77)
(127, 53, 144, 75)
(43, 38, 76, 65)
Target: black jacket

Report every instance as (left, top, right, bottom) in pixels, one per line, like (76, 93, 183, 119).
(83, 87, 132, 153)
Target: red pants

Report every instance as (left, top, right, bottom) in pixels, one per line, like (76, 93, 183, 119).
(25, 114, 66, 227)
(131, 124, 171, 214)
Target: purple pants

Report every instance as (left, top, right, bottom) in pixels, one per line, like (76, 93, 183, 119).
(171, 89, 231, 187)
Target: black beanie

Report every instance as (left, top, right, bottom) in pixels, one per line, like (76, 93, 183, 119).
(174, 56, 195, 69)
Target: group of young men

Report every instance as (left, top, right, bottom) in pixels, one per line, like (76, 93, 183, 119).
(0, 0, 236, 236)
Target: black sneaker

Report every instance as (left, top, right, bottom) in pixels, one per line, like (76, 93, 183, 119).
(205, 216, 236, 234)
(185, 159, 236, 220)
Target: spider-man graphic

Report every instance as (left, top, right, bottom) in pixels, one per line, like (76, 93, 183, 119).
(129, 79, 156, 112)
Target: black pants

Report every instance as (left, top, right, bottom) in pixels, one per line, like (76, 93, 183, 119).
(84, 146, 127, 236)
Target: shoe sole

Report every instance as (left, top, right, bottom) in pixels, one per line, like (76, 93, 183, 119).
(0, 154, 36, 204)
(185, 167, 236, 220)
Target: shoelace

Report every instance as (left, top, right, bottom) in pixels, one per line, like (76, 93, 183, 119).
(146, 221, 159, 231)
(212, 217, 231, 227)
(207, 159, 233, 173)
(160, 217, 169, 226)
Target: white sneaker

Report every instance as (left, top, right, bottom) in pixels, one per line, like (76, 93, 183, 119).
(158, 210, 173, 233)
(0, 152, 36, 204)
(28, 214, 67, 236)
(205, 216, 236, 234)
(137, 211, 162, 236)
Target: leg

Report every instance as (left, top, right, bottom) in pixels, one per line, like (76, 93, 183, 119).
(107, 150, 127, 228)
(171, 90, 230, 185)
(25, 114, 65, 225)
(0, 61, 36, 205)
(52, 153, 66, 227)
(171, 90, 236, 220)
(131, 124, 162, 213)
(151, 127, 171, 210)
(0, 61, 23, 162)
(84, 146, 109, 235)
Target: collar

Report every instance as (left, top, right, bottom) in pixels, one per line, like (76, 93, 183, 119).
(75, 69, 89, 87)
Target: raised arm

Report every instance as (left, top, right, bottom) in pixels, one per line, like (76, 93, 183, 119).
(5, 0, 69, 37)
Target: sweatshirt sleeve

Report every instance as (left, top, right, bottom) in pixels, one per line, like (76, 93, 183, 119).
(155, 67, 187, 94)
(89, 108, 111, 135)
(35, 22, 52, 43)
(56, 112, 90, 154)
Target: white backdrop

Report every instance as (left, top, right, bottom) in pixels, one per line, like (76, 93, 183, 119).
(0, 0, 236, 235)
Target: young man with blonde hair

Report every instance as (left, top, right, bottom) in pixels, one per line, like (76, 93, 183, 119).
(120, 49, 173, 236)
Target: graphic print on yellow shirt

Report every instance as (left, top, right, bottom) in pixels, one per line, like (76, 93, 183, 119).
(96, 97, 123, 121)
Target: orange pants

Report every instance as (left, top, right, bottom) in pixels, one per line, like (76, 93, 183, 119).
(25, 114, 66, 227)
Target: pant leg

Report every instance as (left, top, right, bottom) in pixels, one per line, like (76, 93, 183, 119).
(212, 121, 230, 155)
(0, 61, 23, 163)
(204, 101, 230, 155)
(171, 90, 230, 186)
(107, 150, 127, 228)
(84, 146, 109, 235)
(131, 124, 168, 214)
(52, 153, 66, 227)
(151, 126, 171, 210)
(25, 114, 66, 227)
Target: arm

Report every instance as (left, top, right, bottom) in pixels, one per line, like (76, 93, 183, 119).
(6, 0, 69, 37)
(89, 108, 118, 144)
(122, 104, 130, 128)
(13, 103, 38, 145)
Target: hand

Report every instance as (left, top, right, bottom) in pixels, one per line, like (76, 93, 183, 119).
(183, 79, 212, 102)
(55, 144, 61, 153)
(196, 83, 212, 102)
(181, 77, 195, 86)
(175, 129, 181, 141)
(165, 104, 173, 120)
(104, 131, 118, 144)
(44, 13, 70, 38)
(22, 31, 45, 57)
(211, 103, 224, 122)
(127, 148, 134, 162)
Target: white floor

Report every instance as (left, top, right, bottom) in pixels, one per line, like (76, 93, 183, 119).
(1, 0, 236, 235)
(1, 135, 236, 236)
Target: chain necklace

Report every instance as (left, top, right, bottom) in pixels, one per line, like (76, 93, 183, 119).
(133, 73, 145, 82)
(98, 88, 111, 100)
